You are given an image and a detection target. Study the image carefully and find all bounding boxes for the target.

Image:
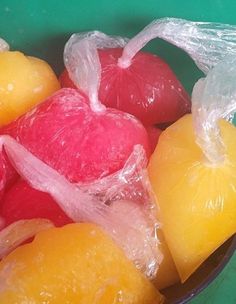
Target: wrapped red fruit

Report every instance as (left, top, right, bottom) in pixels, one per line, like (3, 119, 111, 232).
(60, 30, 190, 125)
(0, 88, 150, 184)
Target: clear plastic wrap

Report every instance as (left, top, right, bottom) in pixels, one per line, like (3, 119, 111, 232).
(0, 219, 54, 259)
(0, 38, 9, 52)
(0, 135, 161, 278)
(120, 17, 236, 74)
(192, 55, 236, 163)
(78, 144, 151, 205)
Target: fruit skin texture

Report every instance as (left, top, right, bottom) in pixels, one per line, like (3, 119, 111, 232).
(148, 114, 236, 282)
(60, 48, 191, 126)
(0, 51, 60, 126)
(1, 88, 150, 183)
(0, 223, 163, 304)
(0, 179, 72, 228)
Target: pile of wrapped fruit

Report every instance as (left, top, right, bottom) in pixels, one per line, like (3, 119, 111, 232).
(0, 17, 235, 304)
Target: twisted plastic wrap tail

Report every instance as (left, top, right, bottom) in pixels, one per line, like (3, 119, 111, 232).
(119, 18, 236, 74)
(64, 31, 127, 112)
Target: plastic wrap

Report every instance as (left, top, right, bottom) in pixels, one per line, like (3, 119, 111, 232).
(0, 219, 54, 259)
(192, 56, 236, 163)
(78, 144, 151, 205)
(0, 135, 161, 278)
(120, 17, 236, 74)
(0, 38, 9, 52)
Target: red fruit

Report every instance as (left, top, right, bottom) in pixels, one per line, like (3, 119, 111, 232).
(0, 179, 73, 227)
(1, 88, 150, 183)
(146, 126, 162, 153)
(60, 48, 191, 125)
(59, 69, 76, 89)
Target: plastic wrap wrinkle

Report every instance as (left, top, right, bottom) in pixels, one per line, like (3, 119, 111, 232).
(0, 136, 161, 278)
(64, 31, 128, 112)
(0, 38, 9, 52)
(192, 56, 236, 164)
(78, 144, 150, 205)
(119, 17, 236, 73)
(0, 219, 54, 259)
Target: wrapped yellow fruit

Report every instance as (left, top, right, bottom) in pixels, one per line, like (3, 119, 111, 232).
(149, 113, 236, 281)
(0, 223, 163, 304)
(0, 50, 60, 126)
(146, 20, 236, 283)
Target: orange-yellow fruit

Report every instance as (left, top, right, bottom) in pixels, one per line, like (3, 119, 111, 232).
(148, 114, 236, 282)
(0, 51, 60, 126)
(153, 231, 179, 290)
(0, 223, 163, 304)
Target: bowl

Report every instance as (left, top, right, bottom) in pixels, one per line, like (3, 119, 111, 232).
(0, 1, 235, 303)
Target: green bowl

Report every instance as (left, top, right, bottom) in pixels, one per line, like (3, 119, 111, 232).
(0, 1, 235, 303)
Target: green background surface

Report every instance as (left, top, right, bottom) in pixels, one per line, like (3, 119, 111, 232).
(0, 1, 235, 303)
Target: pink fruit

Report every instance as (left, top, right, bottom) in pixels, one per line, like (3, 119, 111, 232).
(0, 88, 150, 184)
(60, 48, 191, 125)
(0, 179, 72, 227)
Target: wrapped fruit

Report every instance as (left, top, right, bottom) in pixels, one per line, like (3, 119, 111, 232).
(0, 41, 60, 126)
(0, 223, 164, 303)
(0, 88, 150, 184)
(149, 24, 236, 281)
(60, 30, 190, 125)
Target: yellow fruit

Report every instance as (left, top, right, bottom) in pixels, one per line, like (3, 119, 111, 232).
(0, 223, 163, 304)
(148, 114, 236, 282)
(0, 51, 60, 126)
(153, 231, 179, 290)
